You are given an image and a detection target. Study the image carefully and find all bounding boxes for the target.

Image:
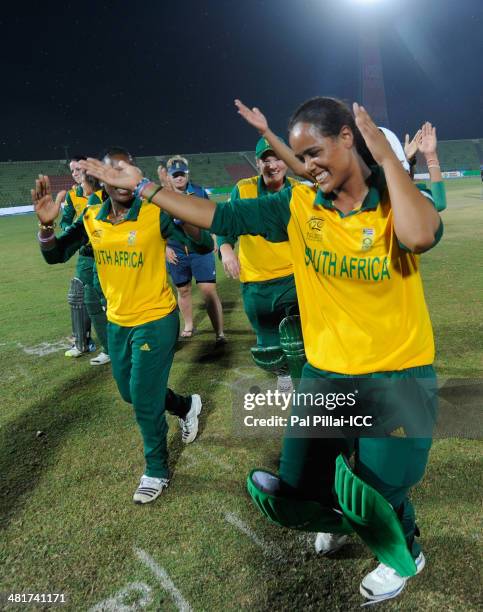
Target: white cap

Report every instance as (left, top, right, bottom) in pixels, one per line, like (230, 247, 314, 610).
(378, 126, 410, 172)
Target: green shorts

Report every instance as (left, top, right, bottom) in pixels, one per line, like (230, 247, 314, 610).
(241, 274, 298, 347)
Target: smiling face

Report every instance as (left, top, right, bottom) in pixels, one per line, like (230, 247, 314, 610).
(69, 160, 84, 185)
(256, 152, 287, 192)
(289, 122, 355, 193)
(102, 153, 135, 205)
(170, 171, 189, 192)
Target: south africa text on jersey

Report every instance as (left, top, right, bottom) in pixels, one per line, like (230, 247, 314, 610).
(94, 249, 144, 268)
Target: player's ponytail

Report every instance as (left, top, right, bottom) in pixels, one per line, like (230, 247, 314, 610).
(288, 97, 376, 167)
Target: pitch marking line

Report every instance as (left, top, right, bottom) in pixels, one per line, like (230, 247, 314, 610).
(224, 511, 286, 561)
(17, 339, 71, 356)
(134, 547, 193, 612)
(89, 582, 152, 611)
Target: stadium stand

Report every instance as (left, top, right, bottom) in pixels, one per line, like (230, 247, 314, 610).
(0, 142, 480, 208)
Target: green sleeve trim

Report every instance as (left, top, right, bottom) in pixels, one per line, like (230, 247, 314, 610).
(210, 190, 291, 243)
(41, 214, 88, 264)
(216, 234, 237, 249)
(430, 181, 447, 212)
(60, 193, 75, 230)
(398, 219, 444, 253)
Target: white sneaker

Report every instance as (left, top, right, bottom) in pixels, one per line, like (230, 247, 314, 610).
(277, 375, 293, 394)
(65, 346, 84, 358)
(360, 552, 425, 603)
(90, 352, 111, 366)
(133, 474, 169, 504)
(178, 394, 202, 444)
(315, 532, 349, 555)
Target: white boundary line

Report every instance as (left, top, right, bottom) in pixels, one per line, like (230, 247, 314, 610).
(224, 511, 286, 561)
(89, 582, 152, 611)
(134, 547, 193, 612)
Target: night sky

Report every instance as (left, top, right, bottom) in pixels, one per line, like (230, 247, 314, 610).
(1, 0, 482, 161)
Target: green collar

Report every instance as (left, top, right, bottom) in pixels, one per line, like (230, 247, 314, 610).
(75, 185, 84, 197)
(314, 166, 384, 218)
(95, 196, 143, 222)
(257, 174, 292, 195)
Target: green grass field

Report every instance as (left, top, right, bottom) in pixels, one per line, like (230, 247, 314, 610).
(0, 178, 482, 611)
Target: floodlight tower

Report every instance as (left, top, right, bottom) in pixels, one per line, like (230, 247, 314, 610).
(358, 7, 389, 125)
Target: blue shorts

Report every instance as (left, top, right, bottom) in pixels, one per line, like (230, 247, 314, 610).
(167, 245, 216, 287)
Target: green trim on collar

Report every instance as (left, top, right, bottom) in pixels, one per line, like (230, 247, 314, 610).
(95, 197, 142, 222)
(75, 185, 84, 197)
(257, 175, 292, 195)
(314, 166, 384, 218)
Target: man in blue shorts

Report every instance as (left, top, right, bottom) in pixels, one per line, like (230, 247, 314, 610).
(161, 156, 225, 344)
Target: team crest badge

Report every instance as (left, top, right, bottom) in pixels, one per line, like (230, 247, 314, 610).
(127, 230, 137, 246)
(361, 227, 375, 251)
(306, 216, 324, 242)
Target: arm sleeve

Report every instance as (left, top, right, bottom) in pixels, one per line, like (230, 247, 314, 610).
(398, 185, 443, 253)
(59, 193, 75, 230)
(216, 185, 241, 248)
(160, 212, 214, 253)
(209, 189, 291, 243)
(429, 181, 447, 212)
(41, 214, 89, 264)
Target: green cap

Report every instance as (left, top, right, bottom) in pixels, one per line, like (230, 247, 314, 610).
(255, 137, 275, 159)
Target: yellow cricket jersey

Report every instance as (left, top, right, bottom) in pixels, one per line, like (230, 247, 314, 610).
(219, 176, 296, 283)
(44, 197, 214, 328)
(60, 186, 103, 230)
(211, 167, 443, 375)
(83, 200, 176, 326)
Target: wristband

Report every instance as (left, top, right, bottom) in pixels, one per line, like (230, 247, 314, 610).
(145, 185, 163, 203)
(38, 221, 56, 231)
(37, 231, 56, 243)
(427, 164, 441, 169)
(133, 177, 151, 199)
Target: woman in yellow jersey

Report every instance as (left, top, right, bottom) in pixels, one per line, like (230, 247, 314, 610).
(33, 147, 213, 505)
(80, 100, 442, 602)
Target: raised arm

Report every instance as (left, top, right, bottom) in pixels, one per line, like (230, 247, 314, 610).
(79, 159, 290, 241)
(353, 104, 441, 253)
(417, 122, 446, 212)
(234, 99, 312, 181)
(32, 175, 87, 263)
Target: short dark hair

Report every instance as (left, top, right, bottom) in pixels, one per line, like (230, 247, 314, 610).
(100, 146, 134, 163)
(288, 97, 376, 167)
(70, 155, 87, 162)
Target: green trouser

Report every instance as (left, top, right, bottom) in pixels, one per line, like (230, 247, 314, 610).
(241, 274, 298, 346)
(108, 310, 191, 479)
(76, 254, 109, 353)
(279, 363, 437, 558)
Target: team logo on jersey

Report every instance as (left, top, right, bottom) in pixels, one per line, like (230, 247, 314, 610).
(306, 217, 324, 243)
(140, 343, 151, 351)
(127, 230, 137, 246)
(361, 227, 375, 251)
(90, 229, 103, 243)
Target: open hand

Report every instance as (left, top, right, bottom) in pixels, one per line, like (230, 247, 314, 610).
(221, 250, 241, 279)
(31, 175, 65, 224)
(418, 122, 437, 157)
(234, 99, 268, 134)
(404, 130, 421, 161)
(79, 158, 142, 190)
(353, 103, 396, 167)
(166, 246, 178, 265)
(157, 166, 175, 191)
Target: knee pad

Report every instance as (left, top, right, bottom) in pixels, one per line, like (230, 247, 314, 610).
(247, 469, 352, 534)
(279, 316, 306, 382)
(334, 455, 417, 577)
(250, 346, 288, 375)
(68, 277, 91, 352)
